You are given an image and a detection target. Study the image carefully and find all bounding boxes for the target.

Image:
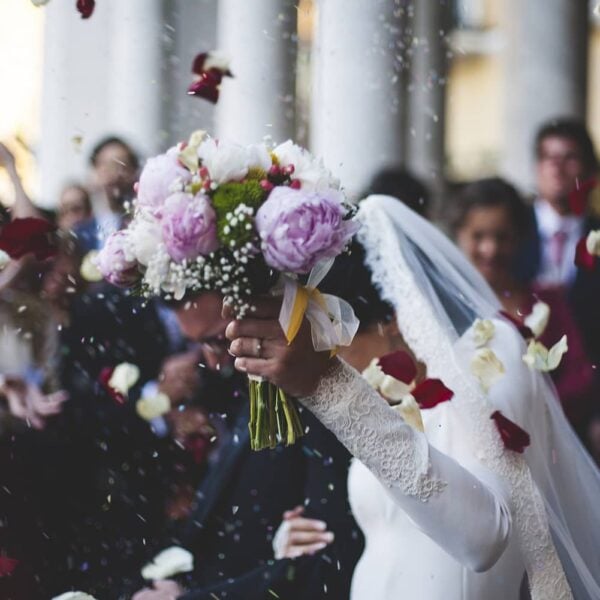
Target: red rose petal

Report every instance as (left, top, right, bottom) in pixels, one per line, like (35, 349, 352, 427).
(412, 378, 454, 409)
(499, 310, 535, 340)
(187, 75, 220, 104)
(0, 218, 56, 260)
(189, 53, 232, 104)
(76, 0, 95, 19)
(574, 236, 597, 271)
(0, 556, 19, 577)
(568, 177, 598, 216)
(378, 350, 417, 384)
(491, 410, 530, 453)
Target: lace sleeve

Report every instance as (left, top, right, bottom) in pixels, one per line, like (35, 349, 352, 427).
(302, 359, 513, 572)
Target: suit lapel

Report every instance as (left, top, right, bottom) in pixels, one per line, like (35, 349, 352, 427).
(182, 405, 250, 541)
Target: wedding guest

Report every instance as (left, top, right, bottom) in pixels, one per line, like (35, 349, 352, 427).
(362, 167, 431, 218)
(0, 142, 41, 220)
(76, 136, 139, 250)
(131, 291, 363, 600)
(517, 118, 600, 364)
(452, 177, 599, 436)
(57, 183, 93, 232)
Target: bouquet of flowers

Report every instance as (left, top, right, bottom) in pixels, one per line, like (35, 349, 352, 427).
(97, 131, 359, 450)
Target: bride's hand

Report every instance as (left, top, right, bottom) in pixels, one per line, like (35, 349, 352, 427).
(224, 297, 334, 397)
(272, 505, 334, 559)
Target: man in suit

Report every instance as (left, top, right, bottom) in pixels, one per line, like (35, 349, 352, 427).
(132, 292, 363, 600)
(517, 117, 600, 365)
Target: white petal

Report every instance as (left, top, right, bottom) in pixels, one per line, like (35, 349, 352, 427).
(522, 335, 568, 372)
(136, 393, 171, 421)
(395, 394, 424, 432)
(379, 375, 412, 401)
(141, 546, 194, 580)
(361, 359, 385, 389)
(471, 318, 495, 347)
(585, 230, 600, 256)
(52, 593, 97, 600)
(524, 301, 550, 338)
(0, 249, 10, 271)
(108, 363, 140, 396)
(470, 348, 505, 392)
(80, 251, 103, 282)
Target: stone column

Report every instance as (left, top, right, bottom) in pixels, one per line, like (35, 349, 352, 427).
(107, 0, 166, 156)
(405, 0, 449, 195)
(311, 0, 405, 198)
(502, 0, 589, 190)
(214, 0, 297, 145)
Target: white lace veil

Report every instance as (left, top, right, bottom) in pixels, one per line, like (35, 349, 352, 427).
(357, 195, 600, 600)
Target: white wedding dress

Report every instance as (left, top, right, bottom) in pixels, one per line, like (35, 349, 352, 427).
(299, 196, 600, 600)
(347, 319, 526, 600)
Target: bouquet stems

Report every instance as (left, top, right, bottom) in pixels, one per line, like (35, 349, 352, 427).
(248, 378, 304, 450)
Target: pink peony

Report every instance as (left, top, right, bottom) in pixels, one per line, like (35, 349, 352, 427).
(137, 147, 192, 213)
(161, 192, 219, 262)
(96, 231, 140, 287)
(255, 186, 357, 273)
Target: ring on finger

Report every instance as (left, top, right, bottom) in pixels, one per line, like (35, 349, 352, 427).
(255, 338, 263, 358)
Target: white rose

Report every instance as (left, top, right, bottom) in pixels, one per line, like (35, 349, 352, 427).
(524, 301, 550, 338)
(470, 348, 505, 392)
(273, 140, 340, 191)
(471, 318, 495, 347)
(0, 249, 11, 271)
(80, 251, 103, 282)
(395, 393, 424, 432)
(197, 138, 250, 183)
(136, 392, 171, 421)
(361, 358, 385, 388)
(141, 546, 194, 581)
(128, 210, 162, 267)
(52, 593, 97, 600)
(523, 335, 568, 372)
(108, 363, 140, 396)
(379, 375, 412, 401)
(585, 230, 600, 256)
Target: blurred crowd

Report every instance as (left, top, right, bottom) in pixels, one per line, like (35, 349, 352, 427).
(0, 117, 598, 599)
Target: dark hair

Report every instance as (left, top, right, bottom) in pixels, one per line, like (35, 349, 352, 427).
(320, 240, 394, 331)
(362, 168, 431, 218)
(450, 177, 532, 239)
(534, 117, 599, 173)
(89, 136, 139, 171)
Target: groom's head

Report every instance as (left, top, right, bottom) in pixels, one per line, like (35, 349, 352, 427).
(171, 291, 232, 372)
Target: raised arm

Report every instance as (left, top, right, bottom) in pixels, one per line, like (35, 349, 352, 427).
(0, 142, 41, 219)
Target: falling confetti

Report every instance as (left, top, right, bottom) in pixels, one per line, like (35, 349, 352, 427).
(188, 51, 233, 104)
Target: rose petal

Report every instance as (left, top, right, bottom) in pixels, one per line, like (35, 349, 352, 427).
(491, 410, 530, 453)
(99, 366, 125, 405)
(471, 318, 495, 347)
(470, 348, 505, 392)
(377, 350, 417, 384)
(522, 335, 568, 372)
(585, 229, 600, 256)
(361, 359, 385, 389)
(379, 375, 412, 401)
(0, 249, 10, 271)
(136, 393, 170, 422)
(141, 546, 194, 581)
(0, 556, 19, 577)
(108, 363, 140, 396)
(80, 251, 103, 282)
(523, 301, 550, 338)
(395, 394, 424, 432)
(575, 235, 597, 271)
(412, 378, 454, 409)
(52, 592, 98, 600)
(76, 0, 95, 19)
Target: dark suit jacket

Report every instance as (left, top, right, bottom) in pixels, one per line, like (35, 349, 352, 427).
(517, 207, 600, 366)
(128, 375, 363, 600)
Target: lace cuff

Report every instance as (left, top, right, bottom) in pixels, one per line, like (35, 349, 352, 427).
(302, 359, 445, 501)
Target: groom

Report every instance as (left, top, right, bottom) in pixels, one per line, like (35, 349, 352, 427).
(132, 292, 363, 600)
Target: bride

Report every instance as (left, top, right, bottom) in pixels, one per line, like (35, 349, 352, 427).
(226, 195, 600, 599)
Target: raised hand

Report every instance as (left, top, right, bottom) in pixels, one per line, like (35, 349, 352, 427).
(224, 297, 334, 397)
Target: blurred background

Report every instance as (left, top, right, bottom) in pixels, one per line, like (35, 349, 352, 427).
(0, 0, 599, 206)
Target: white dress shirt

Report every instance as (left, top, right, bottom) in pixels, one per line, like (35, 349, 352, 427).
(533, 198, 584, 287)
